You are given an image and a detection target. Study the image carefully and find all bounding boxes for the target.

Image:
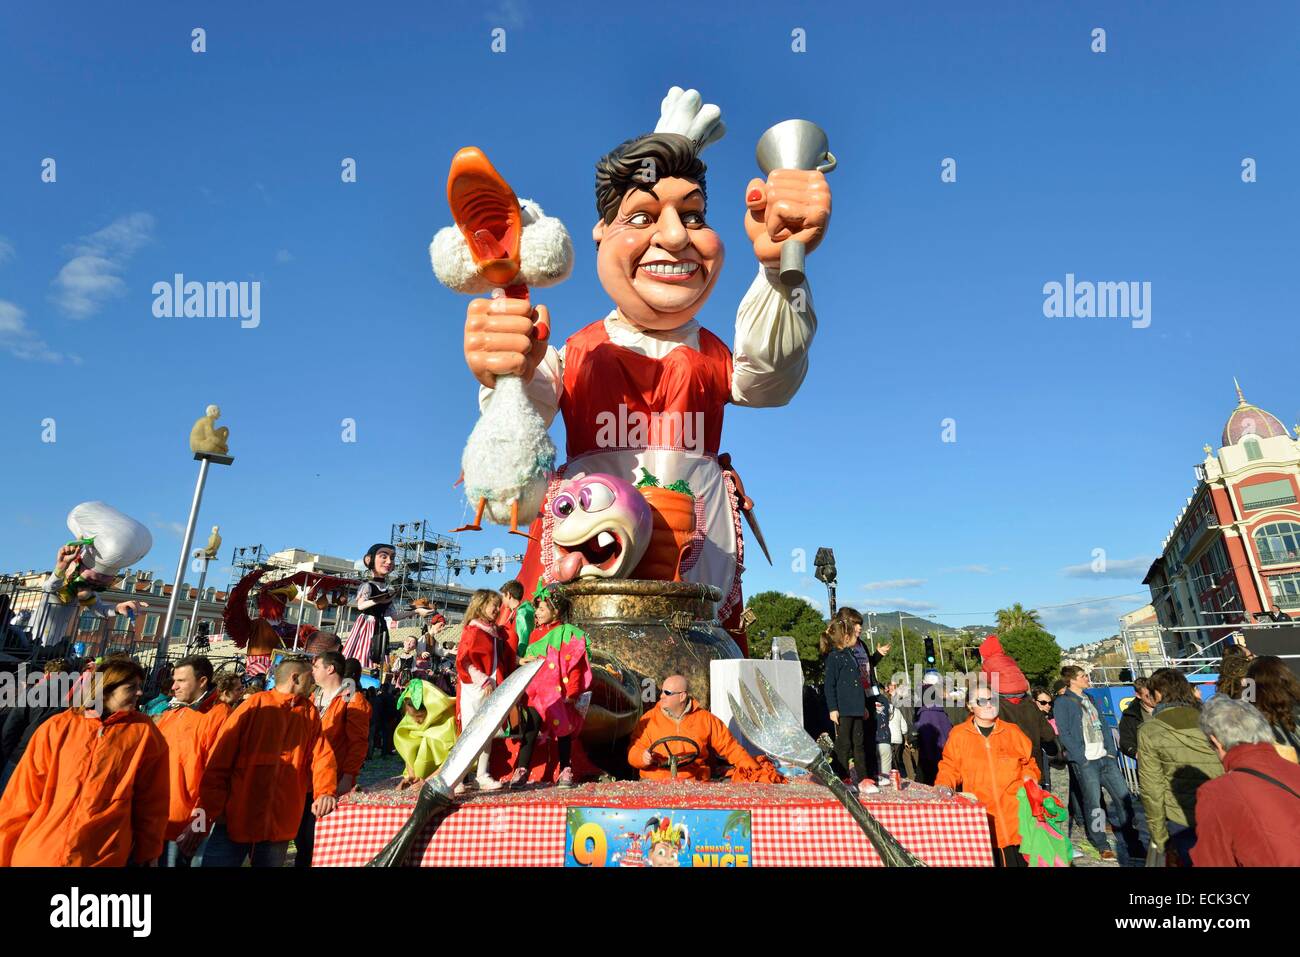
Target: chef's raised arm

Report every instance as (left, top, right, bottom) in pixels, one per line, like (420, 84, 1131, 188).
(478, 343, 565, 427)
(731, 266, 818, 408)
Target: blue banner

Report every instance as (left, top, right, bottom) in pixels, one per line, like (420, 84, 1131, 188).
(565, 807, 752, 868)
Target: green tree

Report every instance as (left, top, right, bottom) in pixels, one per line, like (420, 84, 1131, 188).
(744, 591, 827, 680)
(996, 603, 1042, 632)
(998, 624, 1061, 688)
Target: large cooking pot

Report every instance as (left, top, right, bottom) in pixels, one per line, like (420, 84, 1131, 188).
(565, 579, 743, 773)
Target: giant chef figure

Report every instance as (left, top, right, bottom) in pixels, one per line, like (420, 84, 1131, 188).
(466, 89, 830, 650)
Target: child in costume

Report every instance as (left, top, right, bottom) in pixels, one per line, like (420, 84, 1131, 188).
(507, 580, 593, 788)
(31, 502, 151, 652)
(393, 678, 458, 789)
(342, 544, 431, 676)
(455, 589, 515, 791)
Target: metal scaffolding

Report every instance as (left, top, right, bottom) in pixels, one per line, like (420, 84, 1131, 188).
(389, 521, 458, 610)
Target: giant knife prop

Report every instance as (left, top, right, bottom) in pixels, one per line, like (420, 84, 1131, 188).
(729, 671, 925, 867)
(367, 658, 545, 867)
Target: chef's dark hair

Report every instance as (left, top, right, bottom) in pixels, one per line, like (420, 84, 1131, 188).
(594, 132, 707, 230)
(363, 543, 395, 569)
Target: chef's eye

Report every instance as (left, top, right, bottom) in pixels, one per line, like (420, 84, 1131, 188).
(552, 494, 576, 518)
(577, 482, 614, 512)
(682, 211, 706, 226)
(627, 212, 652, 226)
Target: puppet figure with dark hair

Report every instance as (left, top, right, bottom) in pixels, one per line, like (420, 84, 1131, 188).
(341, 543, 432, 677)
(465, 88, 831, 651)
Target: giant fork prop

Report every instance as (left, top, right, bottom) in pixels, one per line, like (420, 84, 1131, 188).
(728, 671, 926, 868)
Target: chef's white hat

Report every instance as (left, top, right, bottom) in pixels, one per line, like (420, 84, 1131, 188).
(66, 501, 153, 576)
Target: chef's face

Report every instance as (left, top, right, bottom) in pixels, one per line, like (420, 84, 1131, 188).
(593, 176, 723, 331)
(372, 549, 394, 577)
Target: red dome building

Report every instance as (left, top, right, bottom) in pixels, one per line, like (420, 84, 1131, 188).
(1145, 382, 1300, 654)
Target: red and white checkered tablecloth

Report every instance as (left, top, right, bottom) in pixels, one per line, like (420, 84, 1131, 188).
(313, 781, 994, 867)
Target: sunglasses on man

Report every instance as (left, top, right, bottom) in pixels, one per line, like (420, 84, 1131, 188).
(973, 696, 996, 707)
(660, 689, 685, 697)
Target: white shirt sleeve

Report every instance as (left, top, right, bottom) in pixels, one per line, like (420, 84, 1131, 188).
(477, 344, 565, 427)
(731, 266, 818, 408)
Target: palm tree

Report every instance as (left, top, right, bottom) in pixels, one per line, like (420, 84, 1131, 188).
(996, 602, 1042, 632)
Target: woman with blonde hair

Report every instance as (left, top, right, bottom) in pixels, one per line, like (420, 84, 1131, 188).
(454, 589, 515, 791)
(0, 658, 169, 866)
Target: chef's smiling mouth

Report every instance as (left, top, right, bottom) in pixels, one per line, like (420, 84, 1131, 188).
(636, 258, 704, 284)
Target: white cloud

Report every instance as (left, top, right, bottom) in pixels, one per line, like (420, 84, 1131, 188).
(51, 212, 155, 318)
(275, 249, 294, 263)
(943, 564, 993, 575)
(0, 299, 73, 363)
(1061, 556, 1153, 579)
(784, 591, 824, 614)
(862, 578, 926, 591)
(860, 598, 939, 612)
(0, 236, 14, 265)
(1039, 597, 1142, 636)
(486, 0, 528, 28)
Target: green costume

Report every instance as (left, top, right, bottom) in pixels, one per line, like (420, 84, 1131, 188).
(394, 678, 458, 780)
(1016, 782, 1072, 867)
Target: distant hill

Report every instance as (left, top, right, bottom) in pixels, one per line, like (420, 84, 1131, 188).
(863, 611, 996, 638)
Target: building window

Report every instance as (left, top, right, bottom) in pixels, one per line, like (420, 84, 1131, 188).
(1268, 573, 1300, 609)
(1244, 438, 1263, 461)
(172, 617, 188, 638)
(1240, 479, 1297, 511)
(113, 615, 129, 634)
(78, 612, 99, 634)
(144, 613, 159, 636)
(1255, 521, 1300, 566)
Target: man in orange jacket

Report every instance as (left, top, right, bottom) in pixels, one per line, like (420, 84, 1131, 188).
(627, 675, 776, 782)
(155, 654, 231, 867)
(181, 657, 338, 867)
(935, 683, 1039, 867)
(0, 658, 169, 866)
(293, 652, 369, 867)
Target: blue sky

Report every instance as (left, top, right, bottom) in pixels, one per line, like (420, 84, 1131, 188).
(2, 1, 1297, 645)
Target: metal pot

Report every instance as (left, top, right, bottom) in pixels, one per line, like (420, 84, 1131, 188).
(563, 579, 742, 772)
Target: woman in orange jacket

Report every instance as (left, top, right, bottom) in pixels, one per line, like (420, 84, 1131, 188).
(0, 659, 170, 867)
(935, 684, 1038, 866)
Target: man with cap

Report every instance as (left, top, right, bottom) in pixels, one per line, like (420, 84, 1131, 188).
(31, 502, 151, 652)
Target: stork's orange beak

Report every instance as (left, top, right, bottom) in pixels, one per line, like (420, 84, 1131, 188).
(447, 147, 522, 286)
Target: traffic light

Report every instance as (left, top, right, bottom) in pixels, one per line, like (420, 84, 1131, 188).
(924, 636, 937, 667)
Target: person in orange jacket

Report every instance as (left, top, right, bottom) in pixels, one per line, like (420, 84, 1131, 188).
(935, 683, 1039, 867)
(155, 654, 231, 867)
(293, 652, 370, 867)
(627, 674, 782, 782)
(180, 657, 338, 867)
(0, 658, 169, 867)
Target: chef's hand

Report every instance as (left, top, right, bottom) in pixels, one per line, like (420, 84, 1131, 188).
(55, 544, 80, 575)
(464, 292, 550, 389)
(743, 169, 831, 272)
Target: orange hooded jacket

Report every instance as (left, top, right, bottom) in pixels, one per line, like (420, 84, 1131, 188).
(319, 687, 371, 779)
(935, 717, 1037, 849)
(627, 697, 759, 781)
(156, 692, 232, 841)
(196, 688, 337, 844)
(0, 708, 169, 866)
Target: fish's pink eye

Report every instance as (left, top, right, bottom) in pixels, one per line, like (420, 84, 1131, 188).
(578, 482, 614, 512)
(552, 493, 576, 518)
